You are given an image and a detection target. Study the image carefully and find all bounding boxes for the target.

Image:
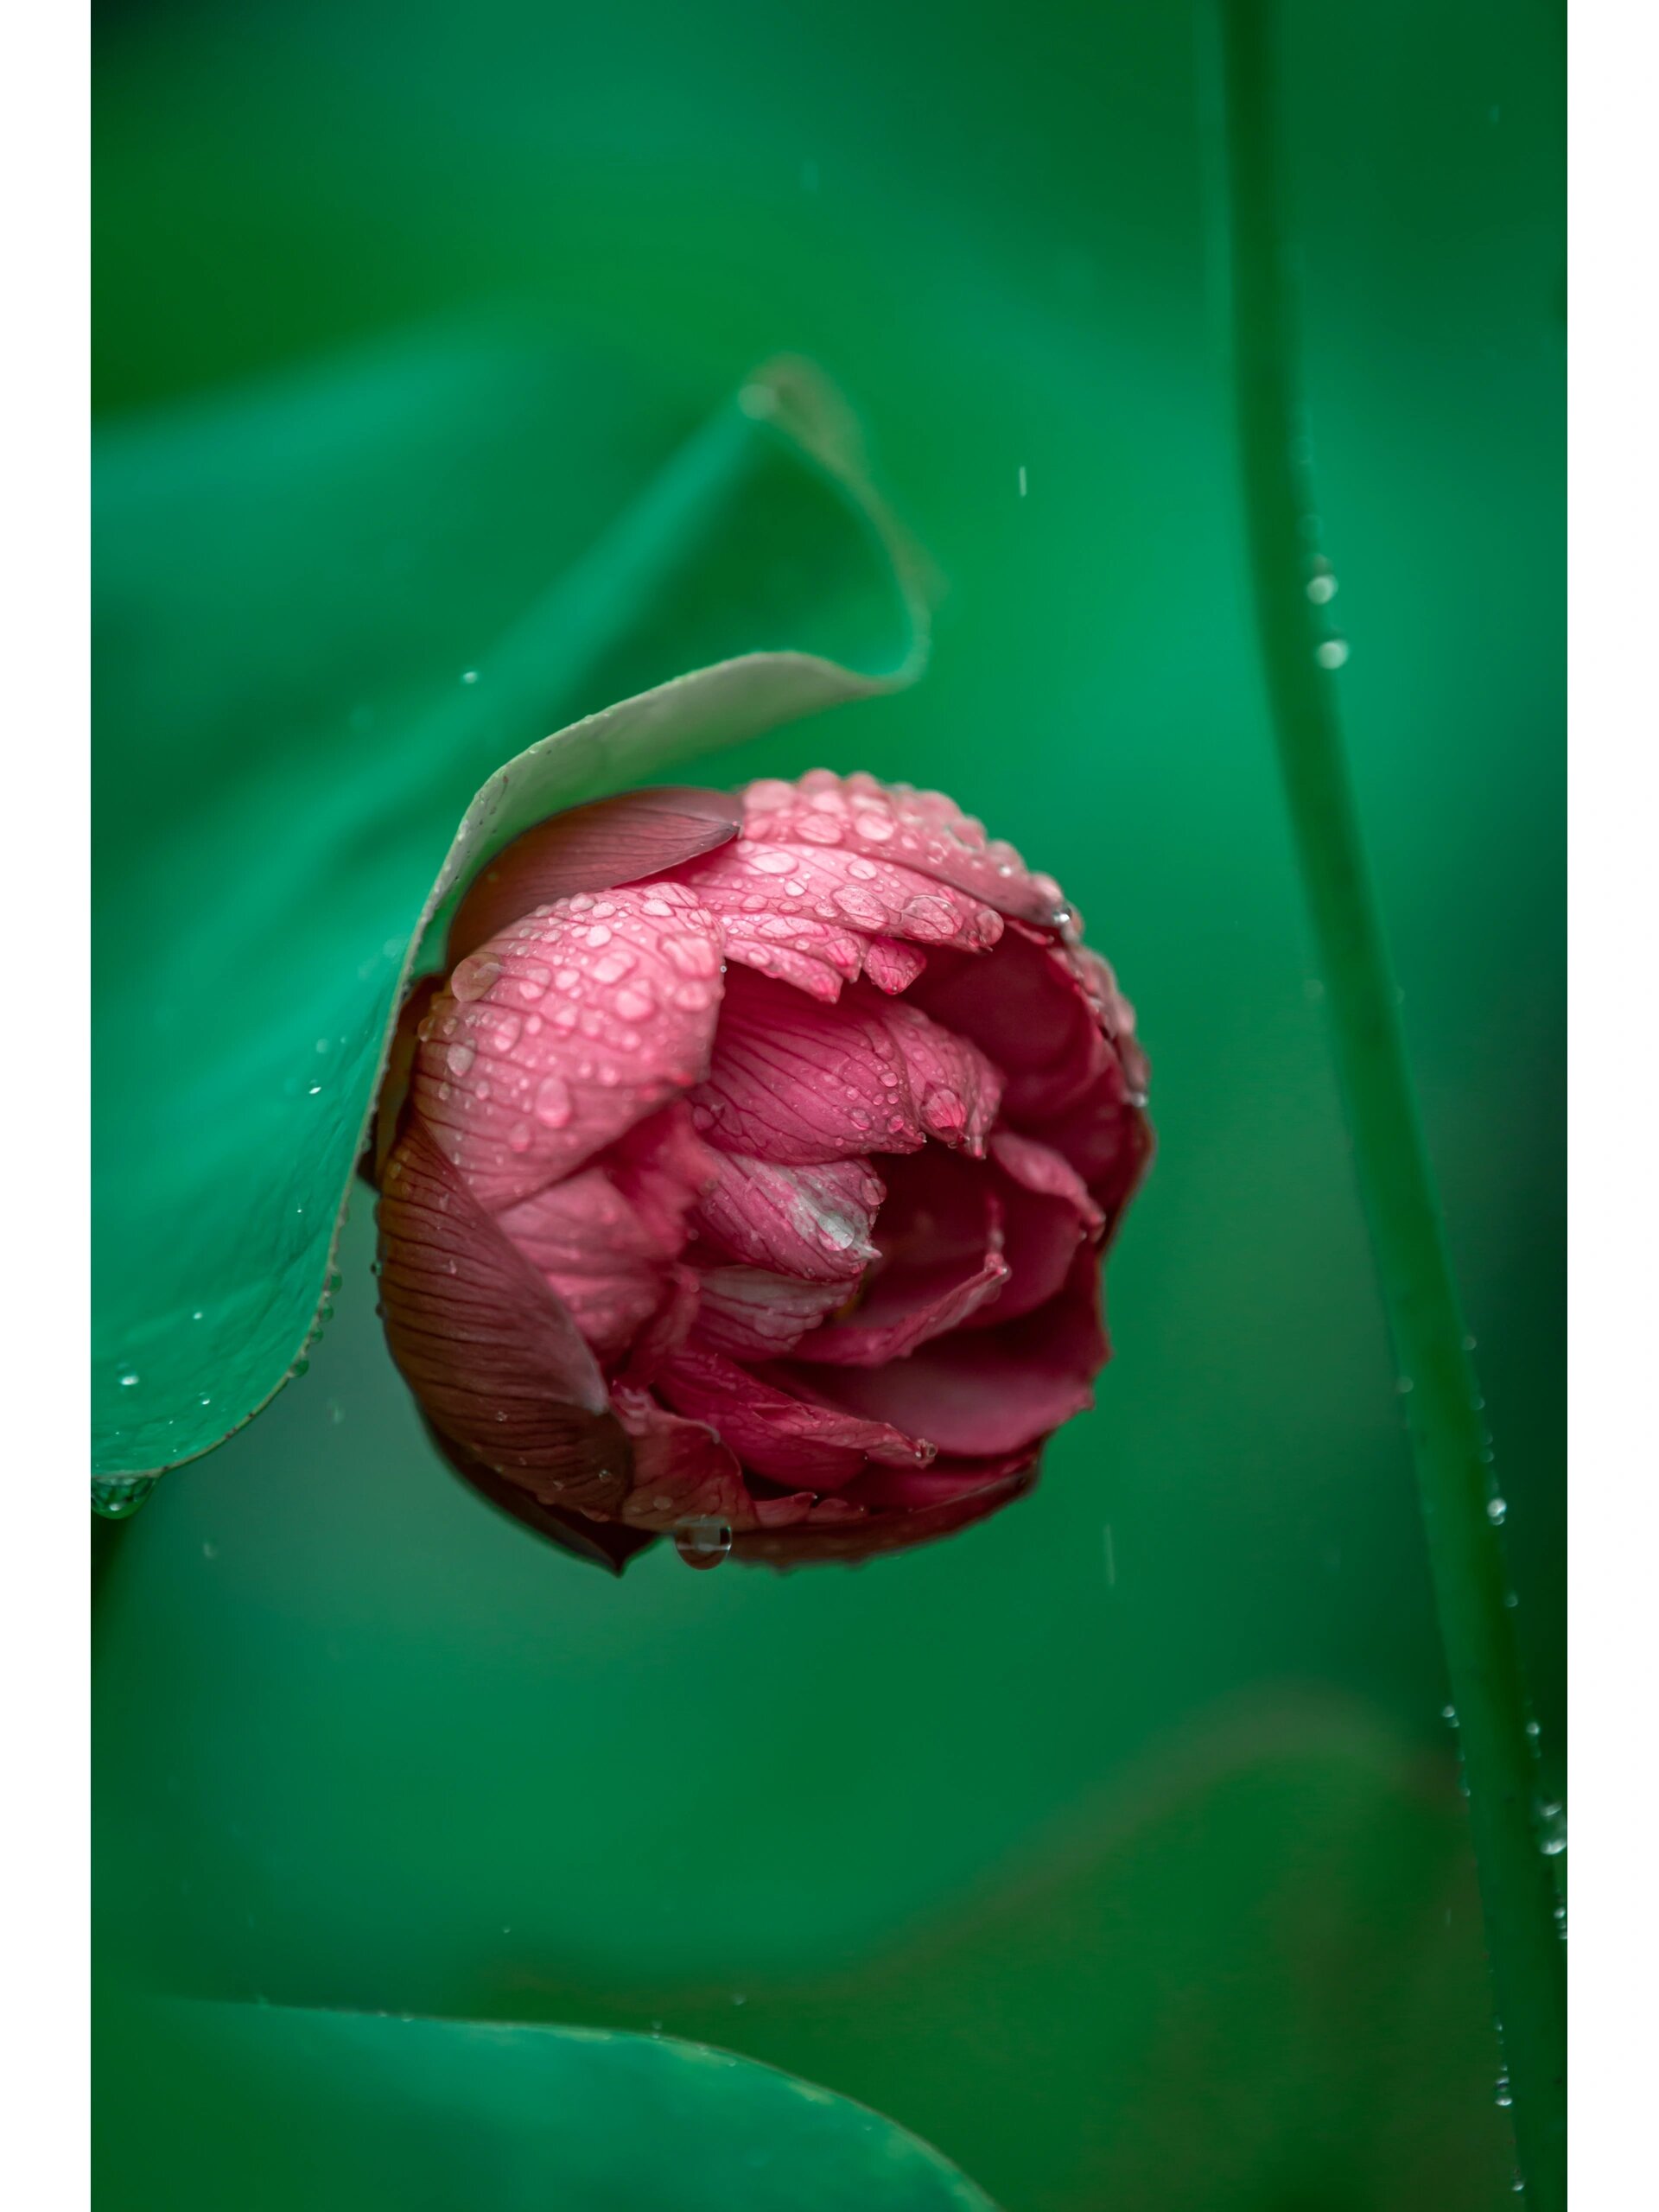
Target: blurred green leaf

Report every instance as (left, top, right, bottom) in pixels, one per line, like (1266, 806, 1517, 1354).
(95, 2000, 1000, 2212)
(93, 338, 925, 1480)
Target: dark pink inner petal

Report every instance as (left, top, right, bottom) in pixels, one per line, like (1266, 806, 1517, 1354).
(841, 1452, 1039, 1511)
(412, 880, 724, 1211)
(377, 1120, 628, 1510)
(791, 1150, 1008, 1364)
(909, 925, 1105, 1127)
(448, 787, 741, 959)
(730, 1459, 1039, 1566)
(963, 1130, 1104, 1327)
(689, 1265, 854, 1361)
(690, 1152, 884, 1283)
(657, 1346, 934, 1486)
(782, 1252, 1108, 1457)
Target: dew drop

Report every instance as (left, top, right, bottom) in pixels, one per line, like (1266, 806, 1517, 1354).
(446, 1041, 476, 1077)
(673, 1518, 733, 1569)
(1315, 639, 1351, 671)
(450, 954, 501, 1002)
(534, 1075, 574, 1128)
(664, 934, 721, 978)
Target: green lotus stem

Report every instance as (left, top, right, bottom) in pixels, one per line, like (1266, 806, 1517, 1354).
(1211, 3, 1566, 2202)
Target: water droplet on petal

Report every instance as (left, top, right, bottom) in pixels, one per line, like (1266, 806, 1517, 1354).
(446, 1042, 476, 1077)
(534, 1075, 574, 1128)
(451, 954, 501, 1001)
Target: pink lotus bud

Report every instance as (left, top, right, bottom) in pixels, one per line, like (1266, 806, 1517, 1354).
(375, 773, 1151, 1571)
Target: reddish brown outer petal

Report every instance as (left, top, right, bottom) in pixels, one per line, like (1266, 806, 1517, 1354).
(731, 1461, 1039, 1566)
(783, 1248, 1108, 1458)
(420, 1418, 658, 1575)
(377, 1118, 629, 1512)
(447, 787, 742, 961)
(364, 974, 442, 1188)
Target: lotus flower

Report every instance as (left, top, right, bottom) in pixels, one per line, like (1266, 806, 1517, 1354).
(374, 771, 1150, 1570)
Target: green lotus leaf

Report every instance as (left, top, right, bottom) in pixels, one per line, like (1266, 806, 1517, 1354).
(94, 1999, 999, 2212)
(93, 335, 927, 1484)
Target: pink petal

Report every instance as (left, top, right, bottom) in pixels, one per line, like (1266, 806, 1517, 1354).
(376, 1120, 628, 1510)
(448, 788, 741, 960)
(688, 969, 1002, 1164)
(620, 1262, 702, 1384)
(782, 1251, 1108, 1457)
(655, 1347, 934, 1486)
(601, 1103, 720, 1254)
(609, 1389, 785, 1532)
(713, 915, 865, 1002)
(410, 880, 723, 1211)
(879, 996, 1005, 1154)
(739, 770, 1071, 931)
(690, 1152, 884, 1283)
(861, 938, 927, 994)
(730, 1460, 1039, 1566)
(496, 1167, 674, 1365)
(689, 1266, 855, 1361)
(671, 834, 1003, 962)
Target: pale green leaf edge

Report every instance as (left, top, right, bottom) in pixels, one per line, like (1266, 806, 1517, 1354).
(111, 1999, 1001, 2211)
(104, 357, 931, 1485)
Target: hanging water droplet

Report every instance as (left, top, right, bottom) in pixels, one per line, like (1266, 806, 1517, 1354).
(92, 1476, 156, 1521)
(673, 1518, 733, 1569)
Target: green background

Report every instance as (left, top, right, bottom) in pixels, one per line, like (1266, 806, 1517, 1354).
(93, 2, 1562, 2207)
